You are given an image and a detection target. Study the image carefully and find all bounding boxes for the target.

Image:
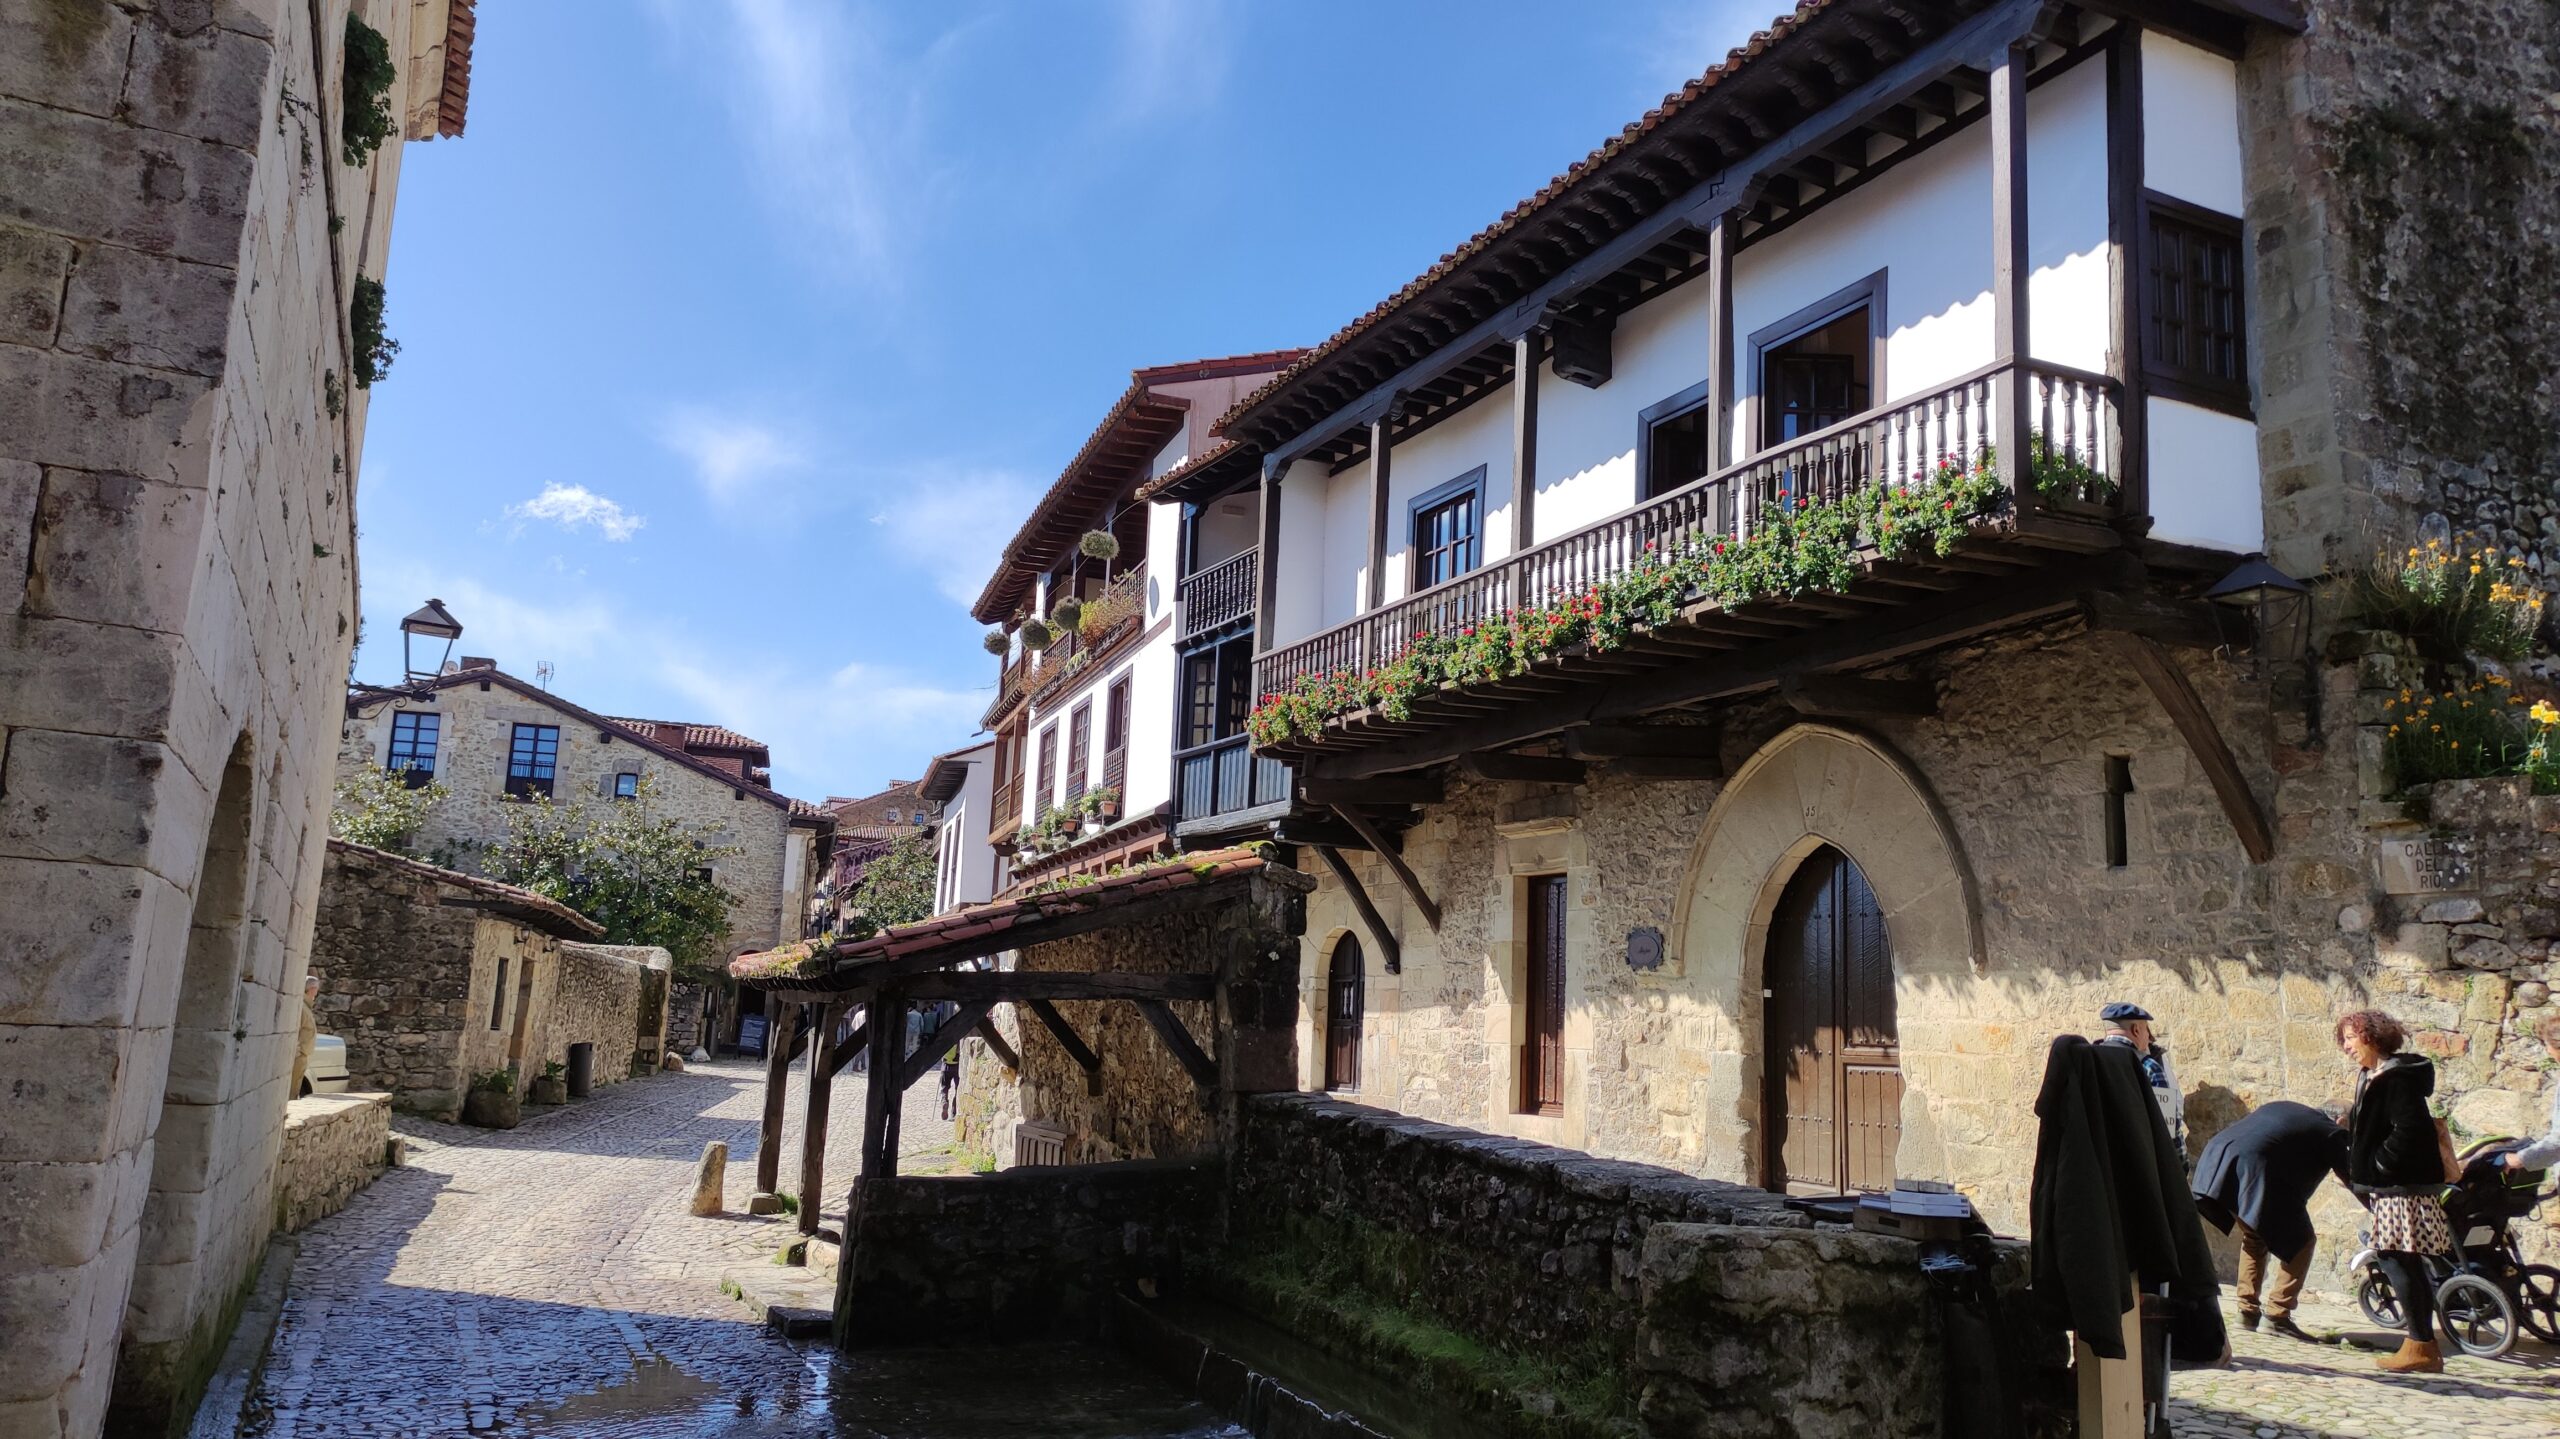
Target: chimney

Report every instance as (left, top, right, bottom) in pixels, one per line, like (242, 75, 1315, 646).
(458, 656, 497, 672)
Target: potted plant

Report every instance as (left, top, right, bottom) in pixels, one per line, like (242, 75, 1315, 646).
(1080, 529, 1121, 581)
(462, 1068, 520, 1128)
(981, 629, 1010, 657)
(1051, 595, 1084, 631)
(527, 1059, 568, 1106)
(1018, 616, 1056, 652)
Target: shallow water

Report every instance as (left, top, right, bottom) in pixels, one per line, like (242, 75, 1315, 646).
(522, 1344, 1247, 1439)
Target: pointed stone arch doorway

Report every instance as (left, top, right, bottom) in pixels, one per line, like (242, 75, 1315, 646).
(1762, 845, 1899, 1194)
(1671, 723, 1983, 1192)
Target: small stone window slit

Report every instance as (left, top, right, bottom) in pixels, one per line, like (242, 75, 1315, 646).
(2103, 755, 2134, 869)
(490, 957, 509, 1031)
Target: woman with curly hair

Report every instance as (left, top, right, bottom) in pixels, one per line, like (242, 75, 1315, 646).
(2337, 1008, 2452, 1373)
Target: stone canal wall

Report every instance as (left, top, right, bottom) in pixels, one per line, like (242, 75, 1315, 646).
(837, 1158, 1221, 1344)
(272, 1093, 393, 1234)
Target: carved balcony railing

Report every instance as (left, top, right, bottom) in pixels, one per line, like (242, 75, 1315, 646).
(1179, 547, 1258, 639)
(989, 775, 1022, 841)
(1176, 735, 1292, 824)
(1254, 359, 2119, 699)
(1026, 563, 1149, 710)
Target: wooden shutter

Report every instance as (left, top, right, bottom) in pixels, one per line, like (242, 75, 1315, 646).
(1521, 874, 1568, 1115)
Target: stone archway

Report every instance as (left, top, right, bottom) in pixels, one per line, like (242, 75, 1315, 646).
(1671, 724, 1983, 1188)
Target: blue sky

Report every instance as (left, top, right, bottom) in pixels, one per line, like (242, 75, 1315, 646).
(354, 0, 1774, 799)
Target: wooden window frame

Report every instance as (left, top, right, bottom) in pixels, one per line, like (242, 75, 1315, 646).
(1065, 702, 1092, 802)
(1519, 872, 1569, 1118)
(1102, 674, 1131, 793)
(1406, 466, 1486, 592)
(1636, 377, 1718, 502)
(1746, 269, 1888, 451)
(1033, 724, 1057, 817)
(505, 723, 560, 799)
(2140, 191, 2251, 418)
(612, 771, 639, 799)
(386, 710, 440, 787)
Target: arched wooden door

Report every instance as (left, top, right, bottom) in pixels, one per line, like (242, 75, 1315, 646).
(1324, 935, 1364, 1092)
(1762, 846, 1900, 1193)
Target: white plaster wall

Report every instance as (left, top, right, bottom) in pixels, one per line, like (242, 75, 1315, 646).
(1144, 497, 1181, 631)
(2148, 398, 2264, 552)
(1379, 393, 1515, 603)
(1539, 281, 1712, 537)
(1272, 458, 1329, 645)
(1193, 491, 1258, 568)
(1317, 459, 1372, 632)
(2142, 32, 2245, 215)
(934, 747, 996, 913)
(1149, 431, 1189, 480)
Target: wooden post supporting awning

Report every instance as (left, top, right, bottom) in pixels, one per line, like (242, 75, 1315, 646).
(728, 847, 1313, 1200)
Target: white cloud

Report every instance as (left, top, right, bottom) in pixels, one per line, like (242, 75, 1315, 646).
(867, 463, 1042, 609)
(652, 651, 987, 798)
(357, 561, 620, 682)
(507, 482, 647, 541)
(656, 408, 807, 502)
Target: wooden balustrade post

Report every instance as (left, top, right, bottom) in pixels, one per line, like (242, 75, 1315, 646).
(1989, 39, 2034, 510)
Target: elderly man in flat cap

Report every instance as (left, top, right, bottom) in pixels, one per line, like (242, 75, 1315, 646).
(2098, 1001, 2186, 1164)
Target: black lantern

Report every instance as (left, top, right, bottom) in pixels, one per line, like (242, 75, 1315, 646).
(399, 598, 463, 684)
(2206, 554, 2309, 679)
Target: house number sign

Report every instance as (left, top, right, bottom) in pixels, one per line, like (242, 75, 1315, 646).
(1626, 925, 1664, 972)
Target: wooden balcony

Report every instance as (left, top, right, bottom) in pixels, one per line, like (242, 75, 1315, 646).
(988, 775, 1022, 842)
(1178, 547, 1258, 639)
(1176, 735, 1293, 830)
(1254, 360, 2156, 778)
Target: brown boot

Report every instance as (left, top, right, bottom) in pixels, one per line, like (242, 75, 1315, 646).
(2375, 1338, 2443, 1374)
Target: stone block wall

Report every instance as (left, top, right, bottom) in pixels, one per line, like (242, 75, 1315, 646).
(1013, 912, 1225, 1165)
(837, 1159, 1221, 1345)
(563, 943, 672, 1074)
(271, 1093, 390, 1234)
(0, 1, 455, 1431)
(548, 943, 657, 1090)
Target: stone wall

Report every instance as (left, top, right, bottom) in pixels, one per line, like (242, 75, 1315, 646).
(271, 1093, 391, 1234)
(2240, 0, 2560, 584)
(1295, 624, 2556, 1283)
(565, 943, 672, 1075)
(837, 1160, 1222, 1345)
(549, 943, 660, 1089)
(338, 678, 820, 959)
(0, 2, 460, 1430)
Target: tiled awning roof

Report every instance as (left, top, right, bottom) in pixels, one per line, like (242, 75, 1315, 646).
(731, 847, 1309, 993)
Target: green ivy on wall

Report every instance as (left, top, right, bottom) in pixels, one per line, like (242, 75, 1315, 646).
(341, 15, 399, 166)
(350, 276, 398, 387)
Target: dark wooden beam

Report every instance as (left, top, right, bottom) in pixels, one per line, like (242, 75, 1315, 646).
(2104, 22, 2150, 522)
(1512, 329, 1540, 551)
(1253, 456, 1284, 654)
(1135, 998, 1218, 1101)
(972, 1014, 1019, 1074)
(755, 1002, 800, 1195)
(800, 998, 846, 1231)
(901, 971, 1215, 1003)
(1462, 751, 1588, 785)
(1273, 817, 1382, 851)
(1300, 774, 1442, 806)
(2114, 635, 2275, 863)
(1331, 805, 1441, 932)
(1780, 674, 1940, 718)
(896, 1001, 992, 1092)
(1606, 755, 1727, 781)
(1705, 210, 1736, 472)
(1314, 844, 1402, 976)
(2079, 587, 2221, 652)
(1366, 408, 1395, 611)
(1988, 38, 2032, 510)
(857, 993, 901, 1180)
(1023, 998, 1102, 1096)
(1563, 723, 1721, 759)
(821, 1017, 870, 1080)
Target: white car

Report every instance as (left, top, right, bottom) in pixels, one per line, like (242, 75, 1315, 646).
(303, 1034, 350, 1096)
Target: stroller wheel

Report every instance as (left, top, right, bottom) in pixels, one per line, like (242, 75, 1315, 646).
(2358, 1271, 2405, 1330)
(2518, 1264, 2560, 1346)
(2434, 1273, 2518, 1358)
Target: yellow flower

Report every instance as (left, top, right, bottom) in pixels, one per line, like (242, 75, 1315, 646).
(2450, 741, 2461, 751)
(2431, 724, 2442, 733)
(2389, 725, 2400, 735)
(2532, 701, 2560, 726)
(2509, 556, 2525, 567)
(2427, 538, 2441, 548)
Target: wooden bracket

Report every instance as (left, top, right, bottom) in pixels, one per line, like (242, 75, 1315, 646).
(2079, 587, 2224, 652)
(972, 1015, 1019, 1074)
(1135, 998, 1218, 1102)
(2114, 634, 2274, 863)
(1330, 804, 1441, 931)
(821, 1018, 871, 1080)
(1024, 997, 1103, 1096)
(1315, 844, 1402, 975)
(896, 1000, 991, 1091)
(1780, 674, 1938, 718)
(1462, 751, 1588, 785)
(1301, 774, 1443, 806)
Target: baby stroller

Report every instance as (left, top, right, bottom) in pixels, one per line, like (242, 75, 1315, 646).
(2351, 1136, 2558, 1357)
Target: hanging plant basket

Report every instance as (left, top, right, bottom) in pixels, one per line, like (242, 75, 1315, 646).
(1079, 530, 1122, 562)
(982, 630, 1010, 656)
(1051, 596, 1085, 631)
(1019, 617, 1057, 651)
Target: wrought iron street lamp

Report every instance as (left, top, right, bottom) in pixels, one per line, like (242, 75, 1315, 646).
(399, 597, 462, 684)
(2206, 554, 2309, 681)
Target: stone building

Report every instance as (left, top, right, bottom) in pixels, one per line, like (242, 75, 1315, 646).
(338, 658, 833, 962)
(1124, 0, 2560, 1285)
(0, 2, 477, 1433)
(308, 840, 670, 1119)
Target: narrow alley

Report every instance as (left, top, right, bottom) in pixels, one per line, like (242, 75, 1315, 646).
(232, 1064, 1238, 1439)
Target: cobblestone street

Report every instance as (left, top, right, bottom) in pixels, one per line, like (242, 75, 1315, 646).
(2168, 1294, 2558, 1439)
(238, 1061, 1233, 1438)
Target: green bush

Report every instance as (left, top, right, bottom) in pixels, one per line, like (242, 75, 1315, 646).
(340, 16, 399, 166)
(350, 276, 398, 387)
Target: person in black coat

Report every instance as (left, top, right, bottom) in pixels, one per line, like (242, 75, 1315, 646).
(2190, 1101, 2347, 1340)
(2337, 1009, 2453, 1375)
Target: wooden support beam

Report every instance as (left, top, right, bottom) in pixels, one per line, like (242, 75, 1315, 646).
(821, 1018, 870, 1080)
(1299, 774, 1442, 806)
(903, 971, 1214, 1003)
(2079, 587, 2221, 652)
(1366, 408, 1396, 612)
(972, 1014, 1019, 1074)
(799, 999, 845, 1233)
(1024, 998, 1104, 1096)
(755, 1002, 800, 1195)
(1135, 998, 1218, 1099)
(1564, 723, 1721, 759)
(1780, 674, 1940, 718)
(1331, 805, 1442, 932)
(857, 992, 902, 1180)
(1988, 39, 2033, 512)
(1462, 751, 1589, 785)
(1511, 330, 1540, 552)
(1705, 211, 1735, 475)
(1314, 844, 1402, 976)
(1254, 457, 1284, 655)
(2115, 635, 2275, 863)
(2104, 22, 2149, 519)
(897, 1000, 992, 1092)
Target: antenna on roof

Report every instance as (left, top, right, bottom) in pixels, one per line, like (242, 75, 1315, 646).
(535, 660, 555, 690)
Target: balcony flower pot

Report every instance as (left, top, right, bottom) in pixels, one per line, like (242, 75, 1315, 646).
(461, 1087, 521, 1129)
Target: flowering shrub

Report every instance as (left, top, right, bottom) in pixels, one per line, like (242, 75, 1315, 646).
(2348, 538, 2547, 664)
(2379, 677, 2557, 791)
(1078, 567, 1144, 644)
(1248, 452, 2011, 746)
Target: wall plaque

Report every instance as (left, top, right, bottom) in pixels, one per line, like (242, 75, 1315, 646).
(2375, 836, 2473, 896)
(1626, 925, 1664, 972)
